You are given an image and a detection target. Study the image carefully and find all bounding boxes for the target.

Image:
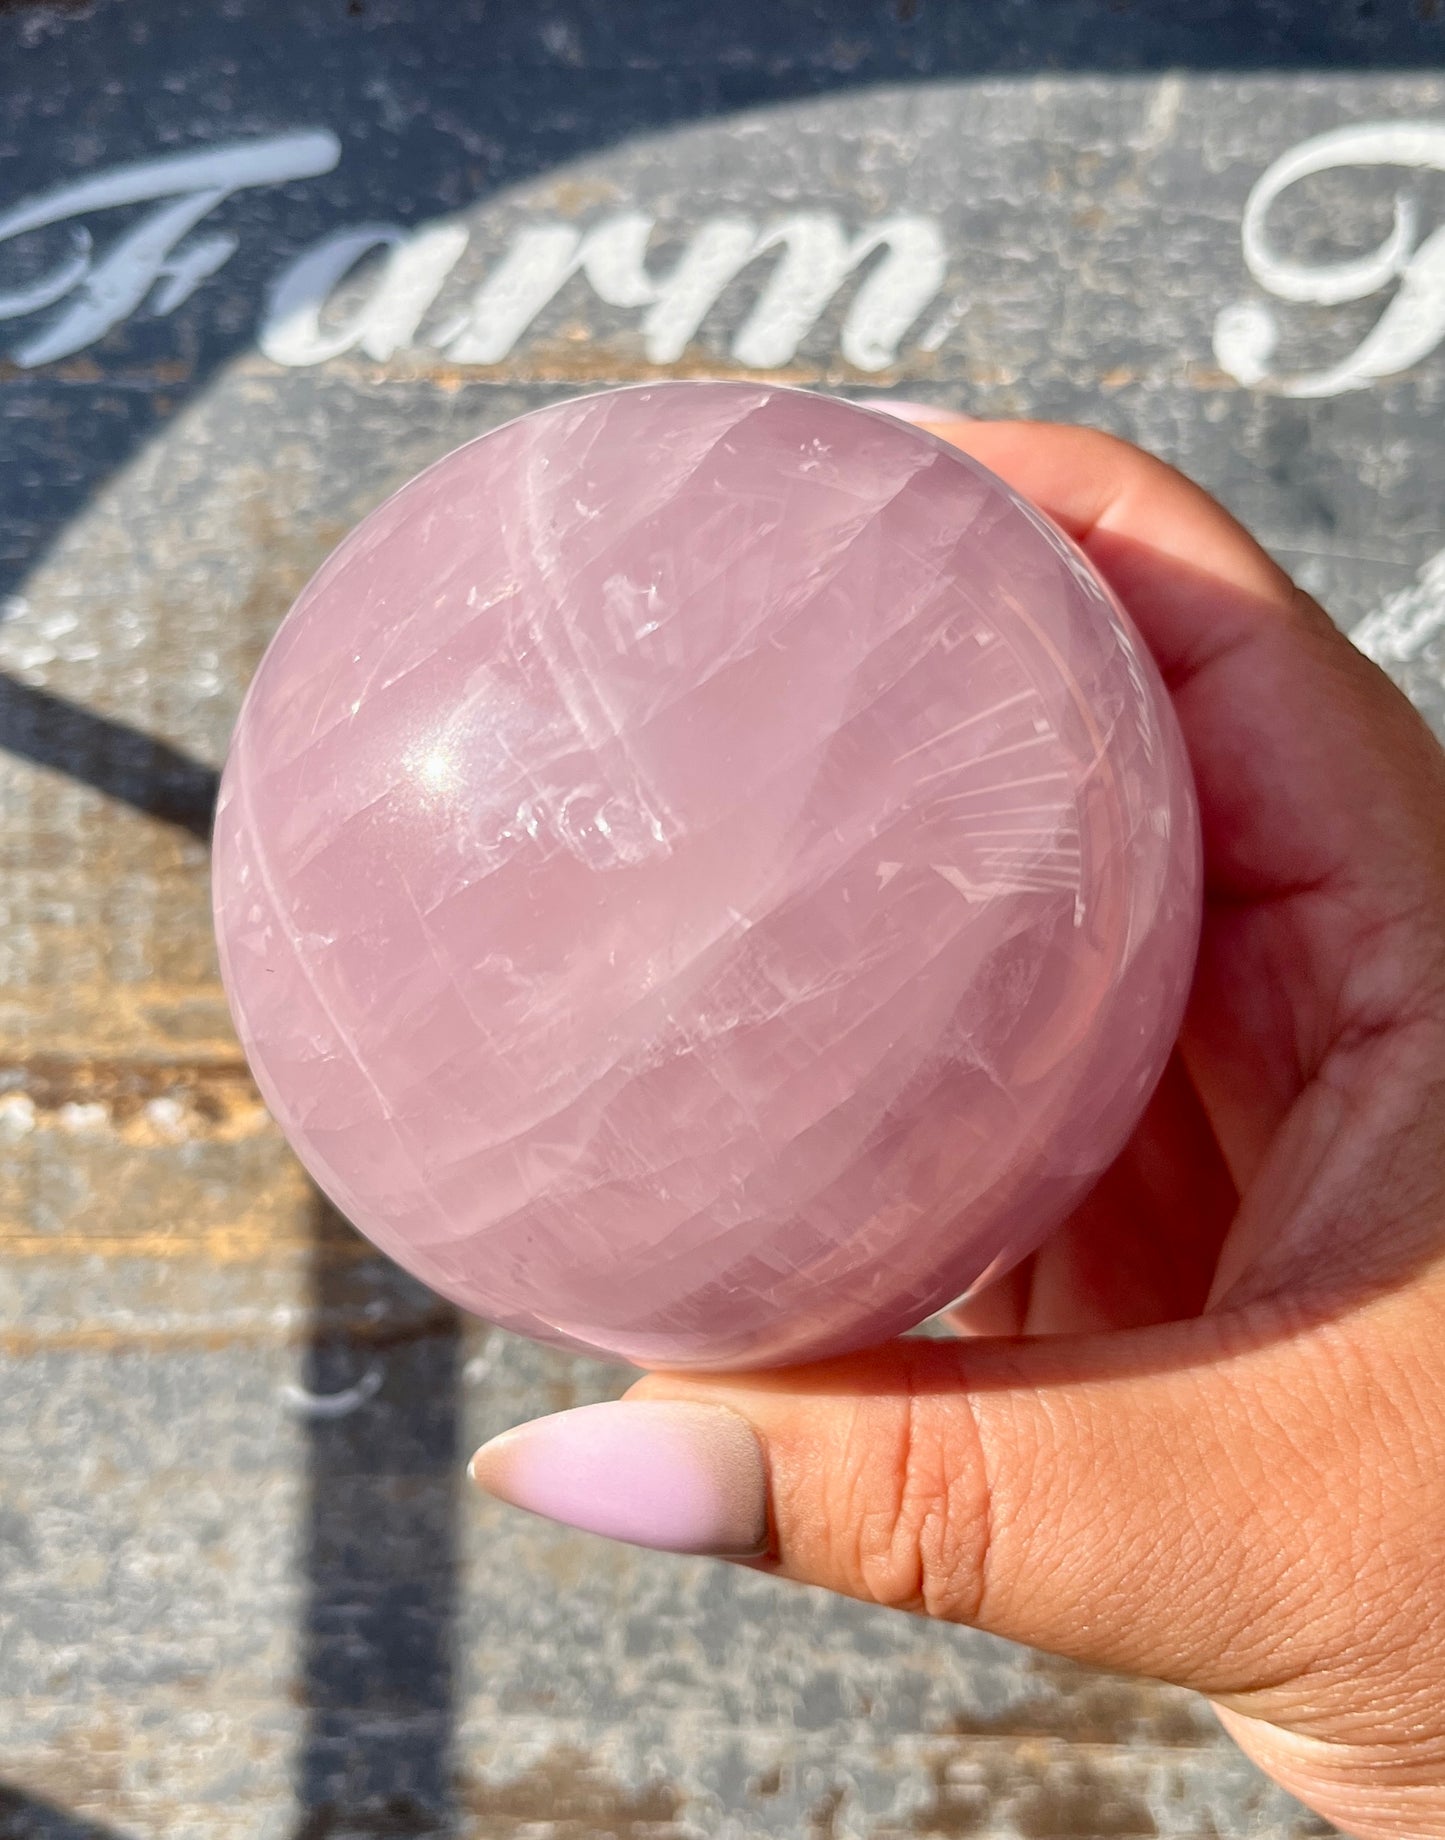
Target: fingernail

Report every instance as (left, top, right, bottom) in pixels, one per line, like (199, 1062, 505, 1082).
(866, 398, 974, 425)
(468, 1400, 769, 1557)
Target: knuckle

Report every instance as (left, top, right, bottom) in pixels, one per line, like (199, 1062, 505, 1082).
(821, 1387, 992, 1622)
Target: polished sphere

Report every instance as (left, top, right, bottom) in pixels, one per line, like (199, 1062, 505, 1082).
(213, 383, 1201, 1370)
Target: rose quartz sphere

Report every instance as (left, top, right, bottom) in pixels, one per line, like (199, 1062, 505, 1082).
(213, 383, 1200, 1370)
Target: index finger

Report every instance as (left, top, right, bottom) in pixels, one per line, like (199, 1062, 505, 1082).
(890, 415, 1306, 691)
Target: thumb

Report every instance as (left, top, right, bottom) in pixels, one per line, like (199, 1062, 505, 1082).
(471, 1307, 1390, 1700)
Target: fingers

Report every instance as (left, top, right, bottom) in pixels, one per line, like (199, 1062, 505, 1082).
(923, 418, 1445, 1205)
(633, 1329, 1298, 1693)
(468, 1302, 1445, 1840)
(906, 414, 1302, 685)
(922, 417, 1445, 915)
(629, 1311, 1445, 1704)
(898, 419, 1445, 1318)
(470, 1304, 1428, 1706)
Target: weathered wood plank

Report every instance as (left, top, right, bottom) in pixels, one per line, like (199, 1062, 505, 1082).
(2, 9, 1443, 1835)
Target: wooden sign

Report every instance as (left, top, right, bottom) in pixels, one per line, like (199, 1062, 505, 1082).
(1, 5, 1440, 1833)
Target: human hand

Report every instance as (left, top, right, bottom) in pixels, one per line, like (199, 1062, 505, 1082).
(469, 418, 1445, 1840)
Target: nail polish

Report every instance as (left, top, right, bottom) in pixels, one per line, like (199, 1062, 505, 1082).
(469, 1400, 769, 1557)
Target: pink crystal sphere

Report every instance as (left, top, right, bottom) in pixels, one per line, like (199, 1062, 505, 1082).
(213, 383, 1200, 1370)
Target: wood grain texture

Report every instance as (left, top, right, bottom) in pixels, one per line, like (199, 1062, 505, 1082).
(2, 4, 1442, 1833)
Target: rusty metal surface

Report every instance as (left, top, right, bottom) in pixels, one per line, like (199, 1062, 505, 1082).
(2, 3, 1444, 1834)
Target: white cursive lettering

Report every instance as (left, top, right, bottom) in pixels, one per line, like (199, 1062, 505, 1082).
(1214, 121, 1445, 397)
(1352, 546, 1445, 667)
(12, 121, 1444, 393)
(256, 210, 948, 374)
(0, 132, 342, 367)
(259, 220, 469, 364)
(437, 213, 658, 363)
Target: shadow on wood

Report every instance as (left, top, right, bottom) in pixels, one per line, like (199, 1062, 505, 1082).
(0, 674, 219, 840)
(291, 1195, 463, 1837)
(0, 1788, 128, 1840)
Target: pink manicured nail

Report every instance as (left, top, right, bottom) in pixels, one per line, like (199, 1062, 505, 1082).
(866, 398, 974, 424)
(468, 1400, 769, 1556)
